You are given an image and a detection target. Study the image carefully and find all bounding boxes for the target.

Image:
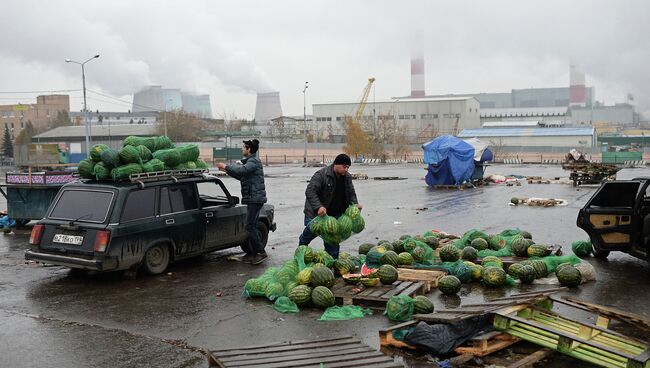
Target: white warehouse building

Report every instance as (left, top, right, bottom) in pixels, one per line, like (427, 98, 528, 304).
(458, 127, 596, 147)
(312, 97, 481, 143)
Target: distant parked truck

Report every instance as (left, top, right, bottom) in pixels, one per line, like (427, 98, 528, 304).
(0, 144, 76, 227)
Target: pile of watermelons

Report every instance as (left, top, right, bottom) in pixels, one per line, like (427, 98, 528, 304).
(308, 204, 365, 245)
(244, 244, 399, 311)
(77, 135, 209, 181)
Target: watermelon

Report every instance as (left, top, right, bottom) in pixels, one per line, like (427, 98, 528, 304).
(135, 145, 152, 162)
(556, 266, 581, 287)
(99, 148, 120, 168)
(296, 267, 313, 285)
(360, 277, 380, 287)
(411, 246, 427, 262)
(333, 258, 356, 276)
(358, 243, 374, 255)
(470, 238, 488, 250)
(322, 216, 339, 235)
(360, 264, 378, 277)
(382, 243, 395, 252)
(264, 282, 285, 300)
(413, 295, 434, 314)
(525, 239, 535, 246)
(311, 286, 335, 309)
(520, 230, 532, 239)
(345, 204, 361, 219)
(288, 285, 312, 306)
(244, 278, 267, 297)
(511, 197, 519, 205)
(295, 245, 314, 263)
(93, 162, 111, 180)
(339, 252, 351, 259)
(482, 266, 507, 287)
(309, 219, 323, 236)
(451, 262, 472, 283)
(487, 235, 506, 250)
(438, 275, 462, 295)
(313, 250, 333, 265)
(571, 240, 593, 257)
(337, 215, 353, 239)
(110, 163, 143, 181)
(342, 273, 362, 285)
(90, 144, 109, 162)
(310, 266, 335, 288)
(398, 252, 414, 265)
(378, 240, 390, 246)
(142, 158, 165, 172)
(391, 240, 404, 253)
(439, 244, 461, 262)
(366, 246, 387, 266)
(469, 264, 484, 281)
(403, 239, 417, 252)
(399, 234, 412, 240)
(119, 145, 141, 164)
(527, 244, 552, 258)
(380, 251, 400, 267)
(555, 262, 573, 273)
(507, 263, 525, 277)
(518, 265, 536, 284)
(481, 256, 503, 268)
(530, 260, 548, 278)
(511, 237, 530, 257)
(273, 269, 293, 284)
(351, 215, 365, 233)
(378, 264, 399, 285)
(423, 236, 439, 249)
(461, 246, 478, 261)
(78, 158, 95, 179)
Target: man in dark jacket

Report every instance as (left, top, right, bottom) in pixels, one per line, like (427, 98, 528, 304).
(299, 153, 362, 259)
(217, 139, 268, 265)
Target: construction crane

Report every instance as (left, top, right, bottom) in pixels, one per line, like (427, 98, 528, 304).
(352, 77, 376, 125)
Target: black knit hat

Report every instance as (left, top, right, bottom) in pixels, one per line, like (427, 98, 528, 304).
(242, 139, 260, 154)
(333, 153, 352, 166)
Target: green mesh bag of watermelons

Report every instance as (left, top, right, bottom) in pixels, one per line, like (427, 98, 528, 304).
(142, 158, 165, 173)
(195, 159, 209, 169)
(384, 294, 415, 322)
(152, 148, 182, 167)
(90, 144, 109, 162)
(272, 296, 299, 314)
(456, 229, 490, 249)
(571, 240, 593, 257)
(176, 144, 200, 162)
(118, 145, 141, 164)
(319, 305, 373, 321)
(123, 136, 174, 151)
(93, 161, 111, 180)
(535, 254, 581, 274)
(110, 163, 143, 181)
(135, 145, 152, 163)
(77, 158, 95, 179)
(99, 148, 120, 168)
(177, 161, 198, 170)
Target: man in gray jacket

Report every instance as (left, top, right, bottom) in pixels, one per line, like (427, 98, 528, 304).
(299, 153, 362, 259)
(217, 139, 268, 265)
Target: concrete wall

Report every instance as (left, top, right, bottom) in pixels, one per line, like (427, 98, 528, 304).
(570, 104, 635, 125)
(475, 135, 594, 147)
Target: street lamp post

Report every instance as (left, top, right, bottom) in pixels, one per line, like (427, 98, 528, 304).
(303, 81, 309, 164)
(66, 54, 100, 154)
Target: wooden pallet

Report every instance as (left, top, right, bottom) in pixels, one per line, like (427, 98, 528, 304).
(379, 320, 418, 350)
(493, 305, 650, 368)
(330, 278, 424, 310)
(207, 336, 402, 368)
(396, 268, 447, 292)
(454, 331, 520, 357)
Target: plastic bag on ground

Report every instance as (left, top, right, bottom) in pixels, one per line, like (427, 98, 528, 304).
(404, 316, 491, 355)
(318, 306, 373, 321)
(272, 296, 299, 313)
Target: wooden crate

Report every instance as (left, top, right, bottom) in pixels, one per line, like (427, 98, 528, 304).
(396, 268, 446, 292)
(330, 278, 424, 310)
(207, 336, 402, 368)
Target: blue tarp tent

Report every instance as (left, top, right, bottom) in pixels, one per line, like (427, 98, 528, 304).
(422, 135, 475, 186)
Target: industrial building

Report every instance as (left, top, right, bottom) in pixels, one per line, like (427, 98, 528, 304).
(70, 111, 158, 126)
(458, 127, 596, 147)
(132, 86, 213, 118)
(312, 96, 481, 143)
(0, 95, 69, 139)
(481, 107, 569, 125)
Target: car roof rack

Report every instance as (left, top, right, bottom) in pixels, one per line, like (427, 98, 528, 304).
(128, 169, 209, 187)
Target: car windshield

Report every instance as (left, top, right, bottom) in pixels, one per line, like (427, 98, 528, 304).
(49, 189, 114, 223)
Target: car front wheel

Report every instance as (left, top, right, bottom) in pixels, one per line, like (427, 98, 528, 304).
(593, 247, 610, 259)
(142, 244, 170, 275)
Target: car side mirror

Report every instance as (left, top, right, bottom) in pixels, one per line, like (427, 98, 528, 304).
(230, 196, 240, 205)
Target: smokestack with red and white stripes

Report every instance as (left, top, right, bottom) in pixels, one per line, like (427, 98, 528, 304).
(569, 63, 586, 107)
(410, 51, 425, 98)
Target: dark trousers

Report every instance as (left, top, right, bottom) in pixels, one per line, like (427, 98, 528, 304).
(245, 203, 264, 255)
(298, 216, 339, 259)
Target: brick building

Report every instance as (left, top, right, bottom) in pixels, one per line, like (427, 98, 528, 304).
(0, 95, 70, 139)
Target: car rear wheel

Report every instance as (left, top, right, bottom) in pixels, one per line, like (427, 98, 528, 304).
(142, 244, 170, 275)
(593, 247, 610, 259)
(240, 221, 269, 253)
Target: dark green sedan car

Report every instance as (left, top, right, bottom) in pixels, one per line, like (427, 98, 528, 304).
(25, 171, 275, 275)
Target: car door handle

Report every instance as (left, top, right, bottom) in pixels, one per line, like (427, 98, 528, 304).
(205, 212, 214, 218)
(165, 219, 175, 225)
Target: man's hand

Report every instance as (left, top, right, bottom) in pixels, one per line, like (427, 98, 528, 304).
(317, 207, 327, 216)
(356, 204, 363, 211)
(216, 162, 227, 171)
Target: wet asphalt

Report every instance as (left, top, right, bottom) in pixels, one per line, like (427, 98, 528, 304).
(0, 164, 649, 368)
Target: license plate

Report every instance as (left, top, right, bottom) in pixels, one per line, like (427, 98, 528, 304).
(53, 234, 84, 245)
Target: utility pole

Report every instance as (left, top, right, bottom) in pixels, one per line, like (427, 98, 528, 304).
(65, 54, 100, 154)
(303, 81, 309, 164)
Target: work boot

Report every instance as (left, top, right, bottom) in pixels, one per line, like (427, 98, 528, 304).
(241, 253, 255, 264)
(251, 252, 267, 265)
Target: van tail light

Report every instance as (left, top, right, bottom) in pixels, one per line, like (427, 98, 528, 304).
(94, 230, 111, 252)
(30, 224, 45, 245)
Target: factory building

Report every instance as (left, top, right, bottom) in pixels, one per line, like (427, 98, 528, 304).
(312, 97, 480, 143)
(458, 127, 596, 147)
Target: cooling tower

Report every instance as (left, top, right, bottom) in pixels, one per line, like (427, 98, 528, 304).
(569, 63, 586, 107)
(254, 92, 283, 123)
(410, 52, 425, 98)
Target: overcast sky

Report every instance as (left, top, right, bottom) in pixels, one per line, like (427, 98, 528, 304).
(1, 0, 648, 119)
